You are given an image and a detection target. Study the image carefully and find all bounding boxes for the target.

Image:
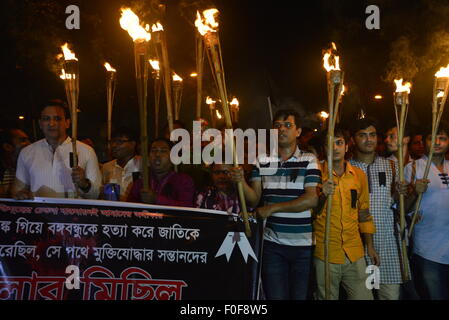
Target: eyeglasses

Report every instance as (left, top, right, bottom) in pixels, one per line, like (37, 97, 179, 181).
(212, 170, 231, 175)
(111, 139, 132, 145)
(273, 122, 295, 129)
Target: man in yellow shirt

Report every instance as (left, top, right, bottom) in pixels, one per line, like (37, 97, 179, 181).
(314, 128, 379, 300)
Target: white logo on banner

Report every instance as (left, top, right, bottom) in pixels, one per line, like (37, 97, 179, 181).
(215, 232, 258, 263)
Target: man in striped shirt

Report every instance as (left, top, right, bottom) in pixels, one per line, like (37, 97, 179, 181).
(231, 109, 321, 300)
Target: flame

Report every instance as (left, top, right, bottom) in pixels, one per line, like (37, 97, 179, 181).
(190, 72, 198, 77)
(230, 97, 239, 106)
(60, 69, 75, 80)
(323, 42, 340, 72)
(341, 84, 346, 96)
(104, 62, 116, 72)
(152, 22, 163, 32)
(195, 10, 218, 36)
(394, 79, 412, 93)
(216, 109, 222, 119)
(206, 96, 216, 105)
(320, 111, 329, 119)
(119, 8, 151, 42)
(435, 64, 449, 78)
(374, 94, 383, 100)
(61, 43, 78, 61)
(149, 59, 160, 71)
(173, 73, 183, 82)
(437, 91, 445, 98)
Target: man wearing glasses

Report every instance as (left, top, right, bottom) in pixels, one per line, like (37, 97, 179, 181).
(101, 127, 141, 201)
(12, 99, 101, 199)
(231, 109, 321, 300)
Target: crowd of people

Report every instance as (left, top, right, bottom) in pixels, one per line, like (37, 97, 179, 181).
(1, 99, 448, 300)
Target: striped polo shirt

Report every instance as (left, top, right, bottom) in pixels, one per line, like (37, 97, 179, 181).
(251, 147, 321, 246)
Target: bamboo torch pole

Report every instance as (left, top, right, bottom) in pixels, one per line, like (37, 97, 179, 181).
(196, 32, 205, 119)
(119, 8, 151, 189)
(104, 62, 117, 154)
(323, 43, 344, 300)
(60, 43, 80, 180)
(172, 73, 183, 120)
(152, 22, 174, 135)
(149, 59, 161, 137)
(393, 79, 412, 282)
(197, 9, 251, 237)
(409, 65, 449, 237)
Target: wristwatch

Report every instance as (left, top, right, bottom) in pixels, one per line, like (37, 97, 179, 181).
(80, 179, 92, 193)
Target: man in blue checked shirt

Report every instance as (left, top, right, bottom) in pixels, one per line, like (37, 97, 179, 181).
(231, 109, 321, 300)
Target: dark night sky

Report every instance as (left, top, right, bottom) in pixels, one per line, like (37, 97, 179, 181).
(2, 0, 449, 151)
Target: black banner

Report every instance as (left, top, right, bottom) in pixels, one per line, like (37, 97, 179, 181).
(0, 198, 263, 300)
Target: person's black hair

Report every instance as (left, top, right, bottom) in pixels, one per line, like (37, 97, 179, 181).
(112, 126, 138, 142)
(273, 109, 301, 128)
(334, 125, 350, 143)
(385, 122, 410, 138)
(423, 120, 449, 139)
(350, 117, 378, 136)
(151, 137, 174, 150)
(39, 99, 70, 119)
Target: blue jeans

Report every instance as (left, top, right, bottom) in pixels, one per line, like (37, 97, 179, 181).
(261, 240, 312, 300)
(412, 254, 449, 300)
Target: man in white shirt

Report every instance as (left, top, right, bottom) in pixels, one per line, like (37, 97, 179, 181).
(12, 100, 101, 199)
(101, 127, 141, 201)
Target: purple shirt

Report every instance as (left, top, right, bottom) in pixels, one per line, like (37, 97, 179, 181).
(127, 171, 194, 207)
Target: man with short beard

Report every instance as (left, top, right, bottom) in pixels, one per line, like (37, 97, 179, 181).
(230, 109, 320, 300)
(405, 121, 449, 300)
(349, 118, 409, 300)
(384, 124, 412, 166)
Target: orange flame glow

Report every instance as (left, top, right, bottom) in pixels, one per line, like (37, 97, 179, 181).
(394, 79, 412, 94)
(149, 59, 160, 71)
(323, 42, 340, 72)
(119, 8, 151, 42)
(104, 62, 116, 72)
(320, 111, 329, 119)
(216, 109, 222, 119)
(173, 73, 183, 82)
(206, 96, 216, 105)
(61, 43, 78, 61)
(230, 97, 239, 107)
(195, 9, 219, 36)
(152, 22, 163, 32)
(435, 64, 449, 78)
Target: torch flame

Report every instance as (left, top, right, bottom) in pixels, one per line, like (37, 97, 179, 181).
(437, 91, 445, 98)
(61, 43, 78, 61)
(206, 96, 216, 105)
(394, 79, 412, 94)
(60, 69, 75, 80)
(230, 97, 239, 106)
(323, 42, 340, 72)
(195, 10, 218, 36)
(173, 73, 183, 82)
(152, 22, 164, 32)
(341, 84, 346, 96)
(216, 109, 222, 119)
(119, 8, 151, 42)
(435, 64, 449, 78)
(104, 62, 116, 72)
(149, 59, 160, 71)
(320, 111, 329, 119)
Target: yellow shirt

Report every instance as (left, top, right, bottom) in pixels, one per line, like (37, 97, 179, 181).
(313, 161, 375, 264)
